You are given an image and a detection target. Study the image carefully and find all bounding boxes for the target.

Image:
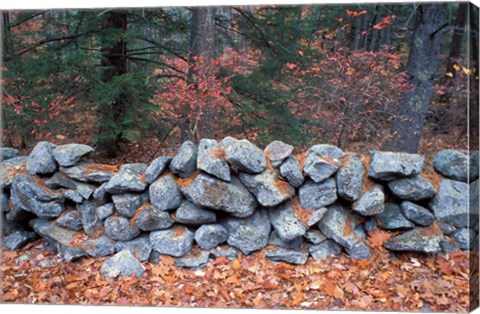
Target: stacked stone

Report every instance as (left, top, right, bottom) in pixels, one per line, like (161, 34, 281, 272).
(1, 139, 478, 276)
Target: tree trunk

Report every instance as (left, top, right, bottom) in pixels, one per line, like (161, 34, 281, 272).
(98, 11, 128, 157)
(383, 4, 447, 153)
(469, 3, 479, 151)
(446, 3, 468, 78)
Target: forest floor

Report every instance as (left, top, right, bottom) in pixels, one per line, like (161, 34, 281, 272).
(1, 238, 476, 312)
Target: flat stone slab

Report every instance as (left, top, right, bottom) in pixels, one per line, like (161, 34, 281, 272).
(225, 139, 266, 174)
(52, 144, 94, 167)
(60, 162, 116, 183)
(265, 247, 309, 265)
(308, 144, 345, 159)
(383, 227, 443, 253)
(368, 151, 424, 181)
(104, 163, 147, 194)
(387, 175, 436, 201)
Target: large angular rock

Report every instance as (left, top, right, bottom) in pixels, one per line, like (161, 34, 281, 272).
(149, 174, 183, 211)
(84, 236, 116, 257)
(225, 139, 266, 174)
(100, 249, 145, 279)
(13, 174, 63, 202)
(433, 150, 469, 182)
(105, 216, 140, 241)
(368, 151, 424, 181)
(430, 179, 473, 228)
(352, 184, 385, 216)
(299, 178, 337, 209)
(175, 249, 210, 268)
(452, 228, 475, 250)
(60, 162, 116, 183)
(0, 147, 19, 161)
(265, 247, 309, 265)
(96, 203, 115, 220)
(77, 201, 102, 236)
(150, 225, 194, 257)
(268, 201, 306, 241)
(304, 229, 327, 245)
(170, 140, 197, 178)
(104, 163, 147, 194)
(269, 231, 304, 250)
(306, 207, 328, 227)
(279, 156, 304, 188)
(383, 227, 443, 253)
(336, 155, 365, 202)
(26, 141, 58, 174)
(221, 209, 271, 255)
(238, 170, 295, 207)
(135, 204, 175, 231)
(112, 193, 148, 218)
(115, 235, 152, 261)
(376, 203, 415, 230)
(92, 183, 109, 203)
(52, 144, 94, 167)
(63, 190, 83, 203)
(0, 156, 27, 189)
(308, 144, 345, 159)
(309, 240, 343, 260)
(471, 151, 479, 181)
(345, 242, 372, 260)
(400, 201, 434, 226)
(144, 156, 172, 184)
(2, 230, 37, 250)
(303, 153, 340, 183)
(180, 173, 257, 218)
(264, 141, 294, 167)
(197, 139, 230, 181)
(174, 201, 216, 225)
(45, 172, 95, 200)
(388, 175, 436, 201)
(55, 210, 83, 231)
(194, 224, 229, 250)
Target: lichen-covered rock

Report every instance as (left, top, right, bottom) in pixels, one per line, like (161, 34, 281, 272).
(368, 151, 424, 181)
(150, 225, 194, 257)
(279, 156, 304, 188)
(149, 174, 183, 211)
(60, 162, 115, 183)
(299, 178, 337, 209)
(265, 247, 309, 265)
(112, 193, 148, 218)
(170, 140, 197, 178)
(239, 170, 294, 207)
(221, 209, 271, 255)
(400, 201, 434, 226)
(268, 201, 306, 241)
(135, 204, 175, 231)
(145, 156, 172, 184)
(104, 216, 140, 241)
(452, 228, 475, 250)
(309, 240, 342, 260)
(470, 151, 479, 181)
(433, 150, 469, 182)
(304, 229, 327, 244)
(383, 227, 443, 253)
(430, 179, 473, 228)
(84, 235, 116, 257)
(387, 175, 436, 201)
(52, 144, 94, 167)
(174, 201, 216, 225)
(308, 144, 345, 159)
(2, 230, 37, 250)
(46, 172, 96, 200)
(55, 210, 83, 231)
(269, 231, 304, 250)
(264, 140, 294, 167)
(376, 203, 415, 230)
(194, 224, 228, 250)
(352, 184, 385, 216)
(1, 147, 19, 161)
(104, 163, 147, 194)
(336, 155, 365, 202)
(26, 141, 58, 174)
(96, 203, 115, 220)
(77, 201, 101, 236)
(115, 235, 152, 261)
(303, 153, 340, 183)
(181, 173, 257, 218)
(175, 249, 210, 268)
(197, 139, 230, 181)
(100, 249, 145, 279)
(225, 139, 266, 174)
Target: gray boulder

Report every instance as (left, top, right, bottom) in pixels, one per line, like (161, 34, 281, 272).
(400, 201, 434, 226)
(304, 229, 327, 245)
(225, 139, 266, 174)
(175, 249, 210, 268)
(388, 175, 436, 201)
(376, 203, 415, 230)
(13, 174, 63, 201)
(383, 227, 443, 253)
(26, 141, 58, 174)
(471, 151, 479, 181)
(104, 216, 140, 241)
(265, 248, 309, 265)
(1, 194, 9, 212)
(92, 183, 109, 203)
(115, 235, 152, 261)
(309, 240, 342, 259)
(84, 235, 116, 257)
(150, 225, 194, 257)
(135, 204, 175, 231)
(52, 144, 94, 167)
(112, 193, 148, 218)
(430, 179, 473, 228)
(96, 203, 115, 220)
(64, 190, 83, 203)
(303, 153, 340, 183)
(100, 249, 145, 279)
(279, 156, 304, 188)
(336, 155, 365, 202)
(55, 210, 83, 231)
(46, 172, 96, 200)
(368, 151, 424, 181)
(299, 178, 337, 209)
(433, 149, 469, 182)
(268, 201, 307, 241)
(174, 201, 216, 225)
(104, 163, 147, 194)
(345, 242, 372, 260)
(239, 170, 295, 207)
(2, 230, 37, 250)
(60, 162, 115, 183)
(221, 209, 271, 255)
(77, 201, 101, 236)
(169, 140, 197, 178)
(1, 147, 19, 161)
(197, 139, 230, 181)
(180, 173, 257, 218)
(194, 224, 229, 250)
(306, 207, 328, 227)
(264, 140, 294, 167)
(453, 228, 475, 250)
(352, 184, 385, 216)
(149, 174, 183, 211)
(308, 144, 345, 159)
(269, 231, 304, 250)
(0, 156, 27, 189)
(210, 246, 239, 261)
(145, 156, 172, 184)
(219, 136, 238, 150)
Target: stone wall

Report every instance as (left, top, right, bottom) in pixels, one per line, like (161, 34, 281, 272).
(1, 138, 478, 273)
